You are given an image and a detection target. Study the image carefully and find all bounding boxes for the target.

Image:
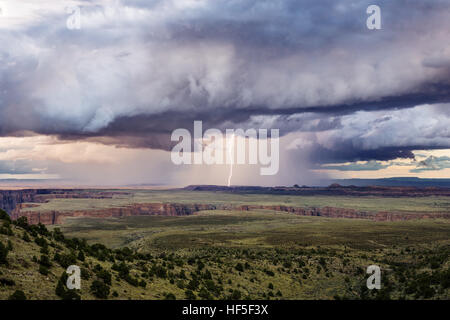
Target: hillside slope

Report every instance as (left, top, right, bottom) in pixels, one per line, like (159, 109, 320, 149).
(1, 209, 449, 300)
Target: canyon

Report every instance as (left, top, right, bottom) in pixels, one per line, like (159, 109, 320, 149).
(10, 201, 450, 225)
(2, 187, 450, 225)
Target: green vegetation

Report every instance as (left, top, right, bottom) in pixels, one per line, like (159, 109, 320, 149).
(1, 200, 449, 300)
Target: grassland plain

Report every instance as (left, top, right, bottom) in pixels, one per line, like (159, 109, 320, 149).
(48, 209, 450, 300)
(21, 189, 450, 213)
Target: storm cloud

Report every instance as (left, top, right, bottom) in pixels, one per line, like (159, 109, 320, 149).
(0, 0, 449, 173)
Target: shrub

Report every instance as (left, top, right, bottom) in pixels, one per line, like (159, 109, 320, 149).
(264, 269, 275, 277)
(55, 272, 68, 298)
(39, 255, 52, 268)
(235, 263, 244, 272)
(39, 265, 50, 276)
(96, 269, 112, 286)
(197, 260, 205, 271)
(124, 275, 139, 287)
(36, 223, 50, 237)
(22, 232, 31, 242)
(112, 262, 130, 278)
(151, 265, 167, 279)
(62, 290, 81, 300)
(34, 236, 48, 248)
(187, 279, 199, 291)
(55, 279, 66, 298)
(230, 290, 242, 300)
(185, 290, 196, 300)
(78, 251, 85, 262)
(81, 267, 91, 280)
(8, 290, 26, 300)
(15, 216, 29, 229)
(0, 242, 8, 265)
(52, 228, 65, 242)
(90, 280, 110, 299)
(164, 292, 176, 300)
(56, 253, 77, 268)
(0, 278, 15, 286)
(0, 209, 11, 222)
(198, 288, 212, 300)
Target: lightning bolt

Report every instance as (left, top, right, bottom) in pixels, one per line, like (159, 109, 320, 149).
(227, 133, 235, 187)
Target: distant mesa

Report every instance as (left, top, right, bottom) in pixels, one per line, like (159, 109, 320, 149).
(328, 183, 342, 188)
(183, 184, 450, 197)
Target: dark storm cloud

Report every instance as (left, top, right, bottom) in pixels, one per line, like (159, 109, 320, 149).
(320, 160, 389, 171)
(310, 145, 416, 164)
(285, 104, 450, 163)
(0, 0, 449, 163)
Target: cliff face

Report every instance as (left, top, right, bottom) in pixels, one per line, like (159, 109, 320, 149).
(11, 201, 450, 225)
(235, 204, 375, 219)
(11, 203, 216, 225)
(0, 189, 129, 213)
(236, 205, 450, 221)
(0, 190, 41, 213)
(4, 188, 449, 225)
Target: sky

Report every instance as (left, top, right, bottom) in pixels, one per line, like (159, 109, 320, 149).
(0, 0, 449, 186)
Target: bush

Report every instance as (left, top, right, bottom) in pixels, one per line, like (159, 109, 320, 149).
(96, 269, 112, 286)
(0, 242, 8, 265)
(112, 262, 130, 278)
(124, 275, 139, 287)
(55, 279, 66, 298)
(151, 265, 167, 279)
(34, 237, 48, 248)
(0, 278, 15, 286)
(15, 216, 29, 229)
(39, 255, 52, 268)
(264, 269, 275, 277)
(62, 290, 81, 300)
(187, 279, 199, 291)
(230, 290, 242, 300)
(8, 290, 26, 300)
(56, 253, 77, 268)
(90, 280, 110, 299)
(39, 265, 50, 276)
(22, 232, 31, 242)
(235, 263, 244, 272)
(164, 292, 176, 300)
(0, 209, 11, 222)
(198, 287, 212, 300)
(52, 228, 65, 242)
(78, 251, 85, 262)
(185, 290, 196, 300)
(81, 267, 91, 280)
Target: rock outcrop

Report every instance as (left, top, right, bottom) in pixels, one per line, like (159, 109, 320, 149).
(11, 202, 450, 225)
(11, 203, 216, 225)
(0, 189, 129, 213)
